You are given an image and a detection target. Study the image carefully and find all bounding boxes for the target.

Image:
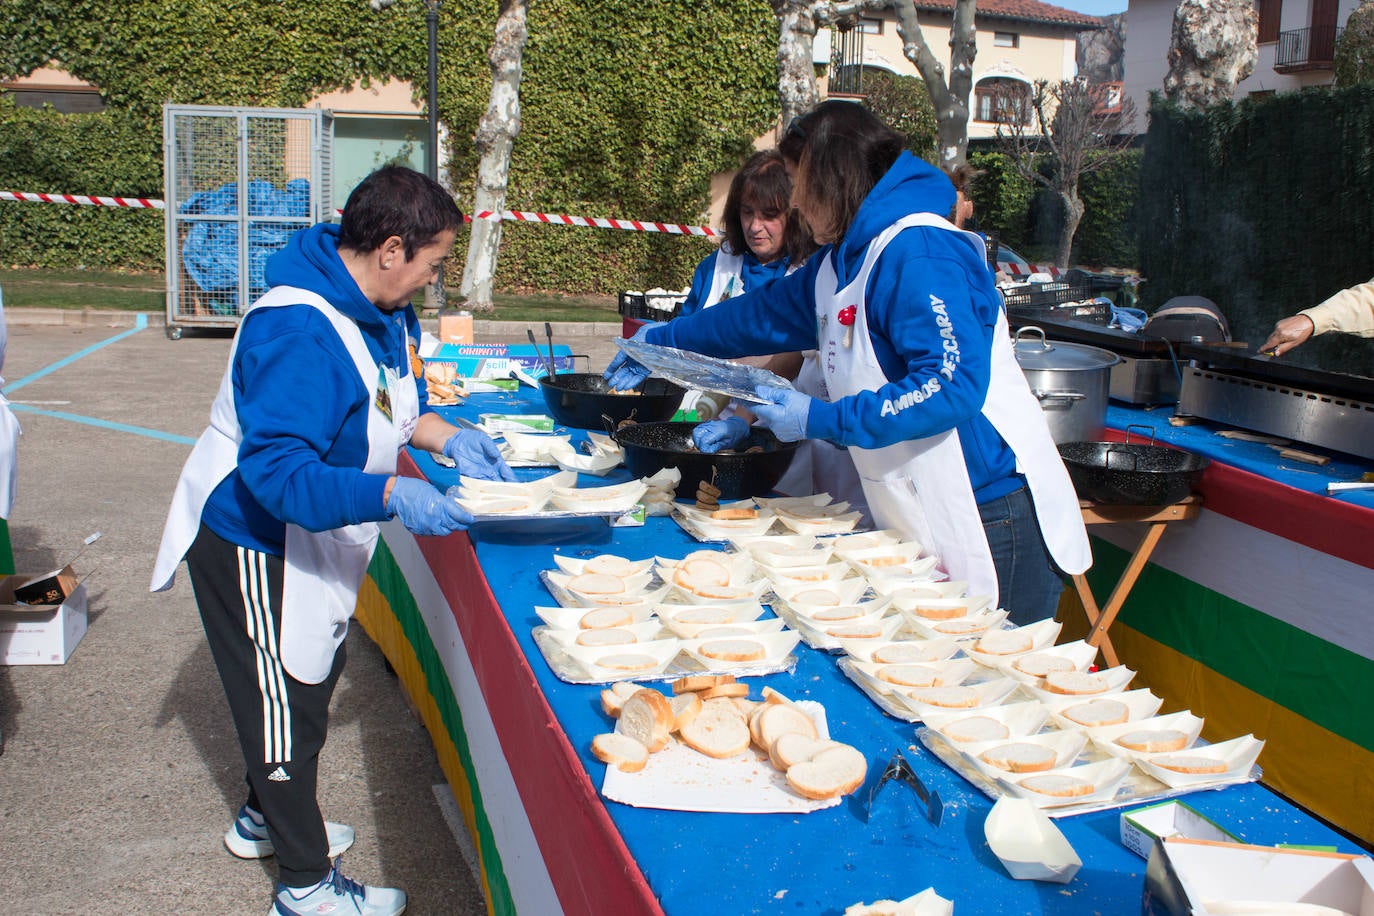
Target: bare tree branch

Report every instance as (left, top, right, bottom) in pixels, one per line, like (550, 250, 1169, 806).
(890, 0, 977, 169)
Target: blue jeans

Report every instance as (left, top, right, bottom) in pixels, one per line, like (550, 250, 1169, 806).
(979, 484, 1067, 627)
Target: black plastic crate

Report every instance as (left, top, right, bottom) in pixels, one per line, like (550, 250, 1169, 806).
(999, 278, 1093, 310)
(618, 291, 687, 321)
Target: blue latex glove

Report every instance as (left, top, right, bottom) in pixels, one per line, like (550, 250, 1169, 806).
(751, 385, 812, 443)
(443, 429, 516, 482)
(387, 476, 474, 536)
(603, 321, 664, 392)
(692, 416, 751, 453)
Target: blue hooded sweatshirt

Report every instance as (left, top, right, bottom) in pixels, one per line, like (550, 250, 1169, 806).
(201, 222, 432, 555)
(650, 152, 1020, 504)
(677, 247, 794, 318)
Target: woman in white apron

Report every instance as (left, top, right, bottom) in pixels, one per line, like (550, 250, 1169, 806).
(609, 102, 1089, 624)
(150, 167, 511, 916)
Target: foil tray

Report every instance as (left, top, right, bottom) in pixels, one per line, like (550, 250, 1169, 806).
(531, 626, 799, 686)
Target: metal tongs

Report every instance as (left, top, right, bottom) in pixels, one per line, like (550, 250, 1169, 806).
(860, 749, 945, 828)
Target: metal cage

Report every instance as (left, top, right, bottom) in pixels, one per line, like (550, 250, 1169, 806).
(163, 105, 333, 339)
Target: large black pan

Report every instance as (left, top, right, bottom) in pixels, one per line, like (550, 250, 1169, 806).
(1058, 440, 1210, 505)
(539, 373, 686, 430)
(613, 421, 801, 501)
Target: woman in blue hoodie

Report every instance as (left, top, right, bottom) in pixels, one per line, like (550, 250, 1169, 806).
(609, 102, 1089, 624)
(152, 166, 509, 916)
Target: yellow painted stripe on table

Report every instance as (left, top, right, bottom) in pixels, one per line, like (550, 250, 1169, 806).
(1058, 601, 1374, 841)
(354, 579, 499, 910)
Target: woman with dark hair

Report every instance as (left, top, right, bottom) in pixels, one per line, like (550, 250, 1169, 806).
(609, 102, 1089, 624)
(152, 165, 511, 915)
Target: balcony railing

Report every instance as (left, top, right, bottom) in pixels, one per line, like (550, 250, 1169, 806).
(828, 29, 866, 96)
(1274, 26, 1343, 72)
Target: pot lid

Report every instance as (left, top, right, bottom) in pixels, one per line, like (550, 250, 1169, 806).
(1012, 327, 1121, 371)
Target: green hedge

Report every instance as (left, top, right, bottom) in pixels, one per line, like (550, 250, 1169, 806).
(0, 0, 777, 292)
(1137, 87, 1374, 374)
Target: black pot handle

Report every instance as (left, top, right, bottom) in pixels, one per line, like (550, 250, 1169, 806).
(1125, 423, 1157, 446)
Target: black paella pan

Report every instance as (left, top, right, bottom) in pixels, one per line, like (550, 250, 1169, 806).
(612, 421, 800, 501)
(1058, 427, 1209, 506)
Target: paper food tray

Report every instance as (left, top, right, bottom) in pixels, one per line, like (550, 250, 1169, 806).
(672, 508, 782, 543)
(600, 701, 840, 813)
(916, 725, 1262, 819)
(614, 337, 793, 404)
(531, 627, 799, 685)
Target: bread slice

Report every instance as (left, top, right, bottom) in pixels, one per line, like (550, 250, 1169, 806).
(910, 603, 968, 621)
(591, 733, 649, 773)
(578, 606, 633, 630)
(596, 653, 660, 673)
(699, 638, 766, 663)
(1013, 652, 1076, 678)
(671, 674, 733, 694)
(825, 622, 884, 639)
(674, 556, 731, 590)
(575, 627, 637, 647)
(811, 605, 867, 622)
(1019, 773, 1095, 798)
(933, 617, 992, 636)
(903, 685, 981, 709)
(600, 679, 642, 718)
(711, 507, 758, 520)
(677, 699, 751, 759)
(941, 715, 1011, 743)
(760, 686, 796, 706)
(978, 741, 1057, 773)
(1150, 753, 1227, 775)
(568, 572, 626, 595)
(974, 629, 1034, 656)
(615, 689, 674, 752)
(786, 744, 867, 800)
(689, 583, 755, 601)
(699, 681, 751, 700)
(668, 691, 703, 732)
(755, 702, 820, 751)
(792, 589, 840, 607)
(769, 733, 839, 771)
(673, 606, 735, 626)
(585, 554, 638, 577)
(871, 643, 937, 665)
(844, 901, 913, 916)
(1043, 670, 1110, 695)
(1061, 697, 1130, 728)
(875, 664, 941, 688)
(1116, 728, 1188, 753)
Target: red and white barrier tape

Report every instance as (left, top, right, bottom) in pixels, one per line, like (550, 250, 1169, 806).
(1001, 263, 1065, 278)
(0, 190, 164, 209)
(0, 190, 717, 236)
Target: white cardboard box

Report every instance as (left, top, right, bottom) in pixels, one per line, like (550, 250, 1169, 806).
(1121, 800, 1240, 859)
(1144, 837, 1374, 916)
(0, 571, 89, 665)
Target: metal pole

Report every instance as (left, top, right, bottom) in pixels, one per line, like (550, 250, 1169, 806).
(424, 0, 445, 313)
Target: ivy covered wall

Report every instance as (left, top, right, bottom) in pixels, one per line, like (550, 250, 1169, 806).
(0, 0, 777, 292)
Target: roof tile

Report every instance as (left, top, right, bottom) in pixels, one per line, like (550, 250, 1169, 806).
(913, 0, 1105, 29)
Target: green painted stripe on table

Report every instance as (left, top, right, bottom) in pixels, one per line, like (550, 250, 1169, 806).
(1087, 537, 1374, 753)
(368, 539, 517, 916)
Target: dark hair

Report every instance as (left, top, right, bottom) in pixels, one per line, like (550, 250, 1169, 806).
(778, 100, 905, 243)
(721, 149, 816, 265)
(337, 165, 464, 260)
(944, 163, 983, 196)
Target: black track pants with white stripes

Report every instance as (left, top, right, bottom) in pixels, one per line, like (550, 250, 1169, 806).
(187, 522, 344, 888)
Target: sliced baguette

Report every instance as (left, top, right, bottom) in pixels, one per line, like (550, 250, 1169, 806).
(711, 507, 758, 520)
(1150, 753, 1227, 775)
(941, 715, 1011, 743)
(584, 555, 638, 577)
(568, 572, 627, 595)
(769, 733, 842, 771)
(875, 664, 941, 688)
(1019, 773, 1095, 798)
(671, 674, 733, 694)
(699, 681, 751, 700)
(1013, 652, 1076, 678)
(978, 741, 1057, 774)
(871, 643, 938, 665)
(903, 685, 981, 709)
(591, 733, 649, 773)
(1061, 697, 1130, 727)
(755, 702, 820, 752)
(974, 629, 1034, 656)
(615, 688, 674, 752)
(579, 606, 634, 630)
(677, 699, 751, 759)
(785, 743, 867, 800)
(699, 638, 766, 663)
(1116, 728, 1189, 753)
(575, 627, 637, 647)
(668, 692, 703, 733)
(909, 604, 968, 621)
(1043, 670, 1110, 695)
(596, 653, 660, 673)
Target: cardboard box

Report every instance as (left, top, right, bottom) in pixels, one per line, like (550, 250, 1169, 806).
(425, 343, 576, 382)
(1121, 800, 1240, 859)
(1143, 837, 1374, 916)
(0, 569, 89, 665)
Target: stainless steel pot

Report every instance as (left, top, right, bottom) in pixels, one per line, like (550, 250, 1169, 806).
(1012, 327, 1121, 444)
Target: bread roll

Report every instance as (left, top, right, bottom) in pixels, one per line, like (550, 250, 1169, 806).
(699, 638, 766, 663)
(615, 689, 674, 752)
(875, 664, 941, 688)
(786, 744, 867, 800)
(1019, 773, 1095, 798)
(1151, 753, 1227, 775)
(1043, 670, 1110, 695)
(871, 643, 938, 665)
(978, 741, 1057, 773)
(591, 733, 649, 773)
(975, 629, 1034, 656)
(1116, 728, 1189, 753)
(903, 685, 980, 709)
(578, 607, 633, 630)
(678, 699, 751, 759)
(1061, 698, 1130, 727)
(1013, 652, 1076, 678)
(941, 715, 1011, 743)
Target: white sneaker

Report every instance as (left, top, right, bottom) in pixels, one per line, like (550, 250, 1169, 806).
(271, 862, 406, 916)
(224, 805, 355, 859)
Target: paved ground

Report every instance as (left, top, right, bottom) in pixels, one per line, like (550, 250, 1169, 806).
(0, 310, 622, 914)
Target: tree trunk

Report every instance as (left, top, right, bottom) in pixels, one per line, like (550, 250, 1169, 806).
(460, 0, 529, 312)
(1057, 190, 1084, 268)
(1163, 0, 1258, 109)
(771, 1, 822, 131)
(890, 0, 976, 170)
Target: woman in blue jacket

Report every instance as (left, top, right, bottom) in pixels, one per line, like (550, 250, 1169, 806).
(152, 166, 509, 916)
(610, 102, 1089, 624)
